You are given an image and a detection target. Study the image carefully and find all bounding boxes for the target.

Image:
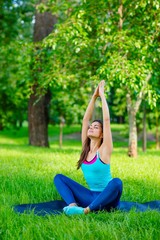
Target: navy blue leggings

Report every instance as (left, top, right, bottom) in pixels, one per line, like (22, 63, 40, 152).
(54, 174, 123, 211)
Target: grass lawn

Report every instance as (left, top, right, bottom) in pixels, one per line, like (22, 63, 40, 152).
(0, 124, 160, 240)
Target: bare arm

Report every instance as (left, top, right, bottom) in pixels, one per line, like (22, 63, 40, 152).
(81, 87, 99, 145)
(99, 81, 113, 162)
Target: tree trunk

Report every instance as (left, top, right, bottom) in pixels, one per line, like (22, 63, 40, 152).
(59, 116, 65, 148)
(118, 0, 123, 30)
(28, 86, 51, 147)
(142, 103, 147, 152)
(126, 74, 151, 157)
(28, 10, 56, 147)
(128, 111, 137, 157)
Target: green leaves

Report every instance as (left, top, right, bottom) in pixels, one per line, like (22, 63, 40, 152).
(0, 0, 35, 128)
(43, 2, 160, 125)
(40, 0, 160, 143)
(1, 0, 159, 129)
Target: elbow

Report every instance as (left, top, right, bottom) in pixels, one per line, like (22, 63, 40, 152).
(82, 117, 90, 123)
(103, 118, 110, 123)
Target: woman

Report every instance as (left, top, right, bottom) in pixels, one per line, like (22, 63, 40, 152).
(54, 80, 123, 215)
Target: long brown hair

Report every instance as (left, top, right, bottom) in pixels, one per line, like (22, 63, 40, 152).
(77, 120, 103, 169)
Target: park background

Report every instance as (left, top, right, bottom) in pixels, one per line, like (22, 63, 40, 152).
(0, 0, 160, 239)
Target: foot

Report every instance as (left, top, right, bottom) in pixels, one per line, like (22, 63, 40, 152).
(63, 206, 84, 215)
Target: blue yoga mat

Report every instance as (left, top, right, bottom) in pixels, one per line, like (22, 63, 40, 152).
(13, 200, 160, 216)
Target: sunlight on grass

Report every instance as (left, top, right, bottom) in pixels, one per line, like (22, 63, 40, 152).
(0, 126, 160, 240)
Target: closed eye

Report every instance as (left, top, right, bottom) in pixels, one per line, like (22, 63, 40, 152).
(89, 124, 101, 129)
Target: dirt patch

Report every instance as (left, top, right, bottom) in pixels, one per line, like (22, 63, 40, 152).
(64, 131, 156, 142)
(64, 132, 81, 140)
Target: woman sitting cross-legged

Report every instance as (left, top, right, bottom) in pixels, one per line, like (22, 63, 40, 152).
(54, 80, 123, 215)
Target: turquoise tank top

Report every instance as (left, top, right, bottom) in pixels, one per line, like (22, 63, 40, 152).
(81, 151, 112, 191)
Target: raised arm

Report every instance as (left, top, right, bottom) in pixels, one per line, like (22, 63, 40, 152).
(81, 86, 99, 145)
(99, 81, 113, 162)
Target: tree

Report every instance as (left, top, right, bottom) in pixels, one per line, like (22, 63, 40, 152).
(49, 78, 90, 147)
(0, 0, 90, 146)
(98, 0, 159, 156)
(28, 7, 57, 147)
(0, 0, 34, 129)
(43, 0, 159, 156)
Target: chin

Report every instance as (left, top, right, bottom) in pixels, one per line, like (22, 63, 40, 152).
(87, 134, 93, 138)
(88, 134, 97, 138)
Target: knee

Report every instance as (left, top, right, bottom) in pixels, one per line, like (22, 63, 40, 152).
(53, 173, 64, 184)
(111, 178, 123, 191)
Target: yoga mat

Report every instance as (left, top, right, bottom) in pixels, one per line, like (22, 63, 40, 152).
(14, 200, 67, 216)
(13, 200, 160, 216)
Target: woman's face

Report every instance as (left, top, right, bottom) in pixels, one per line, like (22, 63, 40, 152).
(87, 121, 103, 139)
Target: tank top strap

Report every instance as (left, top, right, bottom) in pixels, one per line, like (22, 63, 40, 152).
(96, 151, 100, 159)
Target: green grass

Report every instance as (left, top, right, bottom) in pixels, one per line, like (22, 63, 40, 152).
(0, 125, 160, 240)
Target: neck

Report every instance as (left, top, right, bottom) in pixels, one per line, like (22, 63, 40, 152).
(89, 139, 101, 153)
